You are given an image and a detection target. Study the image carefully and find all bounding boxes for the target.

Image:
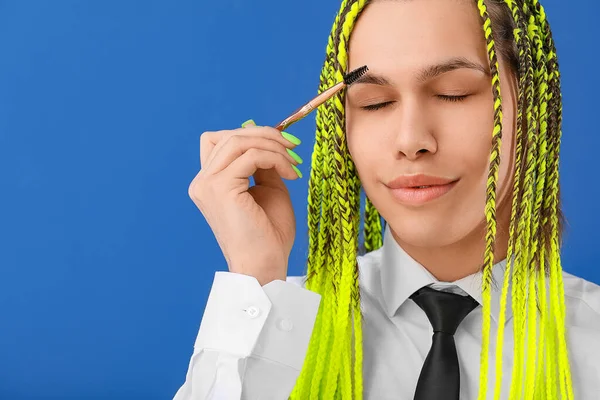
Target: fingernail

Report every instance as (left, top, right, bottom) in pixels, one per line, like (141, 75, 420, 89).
(281, 131, 301, 145)
(291, 164, 303, 178)
(241, 119, 255, 127)
(286, 148, 303, 164)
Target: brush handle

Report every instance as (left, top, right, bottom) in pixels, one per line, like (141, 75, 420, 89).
(274, 104, 313, 131)
(273, 81, 345, 131)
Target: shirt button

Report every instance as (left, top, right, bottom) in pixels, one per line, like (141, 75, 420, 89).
(246, 306, 260, 318)
(278, 318, 293, 331)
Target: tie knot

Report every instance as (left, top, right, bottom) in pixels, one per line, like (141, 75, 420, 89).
(410, 286, 479, 335)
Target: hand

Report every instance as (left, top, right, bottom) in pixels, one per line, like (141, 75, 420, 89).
(188, 120, 303, 286)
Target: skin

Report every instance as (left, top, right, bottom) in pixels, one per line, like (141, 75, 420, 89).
(345, 0, 519, 281)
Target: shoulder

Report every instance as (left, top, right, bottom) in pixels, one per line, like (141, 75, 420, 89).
(562, 270, 600, 327)
(561, 271, 600, 393)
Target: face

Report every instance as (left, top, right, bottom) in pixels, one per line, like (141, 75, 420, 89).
(345, 0, 517, 249)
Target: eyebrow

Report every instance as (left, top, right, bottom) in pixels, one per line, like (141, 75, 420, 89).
(349, 57, 490, 87)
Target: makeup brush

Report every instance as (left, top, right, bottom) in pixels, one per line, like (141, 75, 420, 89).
(273, 65, 369, 131)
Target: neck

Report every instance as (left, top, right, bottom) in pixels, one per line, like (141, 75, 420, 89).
(391, 204, 511, 282)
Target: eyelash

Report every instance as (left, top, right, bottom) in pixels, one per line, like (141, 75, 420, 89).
(361, 101, 394, 111)
(361, 95, 469, 111)
(437, 94, 469, 102)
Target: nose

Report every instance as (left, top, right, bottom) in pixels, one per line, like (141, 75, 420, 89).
(393, 101, 438, 160)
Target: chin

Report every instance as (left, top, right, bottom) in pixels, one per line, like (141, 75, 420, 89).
(384, 210, 474, 249)
(389, 223, 460, 248)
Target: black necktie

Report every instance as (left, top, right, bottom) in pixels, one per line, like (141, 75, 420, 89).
(410, 286, 479, 400)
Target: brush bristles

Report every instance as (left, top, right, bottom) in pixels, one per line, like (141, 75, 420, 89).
(343, 65, 369, 85)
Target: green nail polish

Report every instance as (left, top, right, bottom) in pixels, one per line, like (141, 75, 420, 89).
(286, 148, 303, 164)
(281, 131, 301, 145)
(291, 164, 303, 178)
(241, 119, 255, 127)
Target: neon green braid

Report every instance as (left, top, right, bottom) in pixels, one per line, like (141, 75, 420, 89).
(291, 0, 573, 398)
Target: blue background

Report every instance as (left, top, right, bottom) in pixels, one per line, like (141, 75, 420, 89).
(0, 0, 597, 398)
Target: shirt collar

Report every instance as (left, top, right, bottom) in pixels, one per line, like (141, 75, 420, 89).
(380, 224, 513, 325)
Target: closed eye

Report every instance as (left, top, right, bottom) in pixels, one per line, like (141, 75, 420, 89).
(360, 95, 468, 110)
(437, 94, 469, 102)
(361, 101, 395, 111)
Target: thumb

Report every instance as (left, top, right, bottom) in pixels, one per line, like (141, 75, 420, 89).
(241, 119, 288, 190)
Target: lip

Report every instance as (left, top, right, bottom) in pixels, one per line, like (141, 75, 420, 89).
(385, 174, 459, 205)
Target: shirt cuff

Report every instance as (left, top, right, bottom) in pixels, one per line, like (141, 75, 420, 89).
(195, 271, 321, 369)
(195, 271, 273, 357)
(255, 278, 321, 370)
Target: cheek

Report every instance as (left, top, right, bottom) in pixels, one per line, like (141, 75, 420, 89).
(347, 132, 374, 188)
(345, 112, 386, 181)
(439, 97, 496, 178)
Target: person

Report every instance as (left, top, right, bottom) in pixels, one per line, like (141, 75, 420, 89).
(175, 0, 600, 398)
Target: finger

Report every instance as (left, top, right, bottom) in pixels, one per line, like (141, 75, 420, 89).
(241, 119, 301, 190)
(204, 135, 302, 175)
(206, 125, 300, 168)
(200, 123, 251, 169)
(202, 121, 301, 168)
(253, 163, 288, 190)
(241, 119, 256, 128)
(200, 130, 218, 168)
(221, 148, 302, 188)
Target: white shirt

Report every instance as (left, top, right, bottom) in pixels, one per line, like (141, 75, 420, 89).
(173, 227, 600, 399)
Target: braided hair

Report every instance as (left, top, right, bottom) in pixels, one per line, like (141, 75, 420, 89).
(291, 0, 573, 398)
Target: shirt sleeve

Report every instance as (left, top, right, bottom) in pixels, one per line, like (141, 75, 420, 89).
(172, 271, 321, 400)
